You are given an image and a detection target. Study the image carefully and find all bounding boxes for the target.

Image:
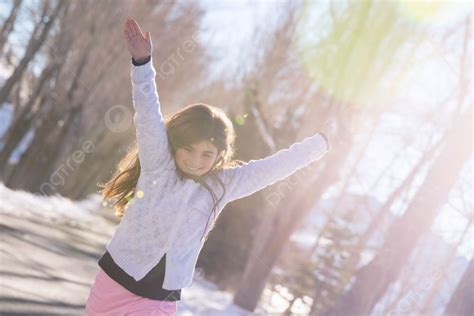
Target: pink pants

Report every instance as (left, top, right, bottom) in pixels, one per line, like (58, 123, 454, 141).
(85, 269, 178, 315)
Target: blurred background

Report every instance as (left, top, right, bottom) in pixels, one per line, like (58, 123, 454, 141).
(0, 0, 472, 315)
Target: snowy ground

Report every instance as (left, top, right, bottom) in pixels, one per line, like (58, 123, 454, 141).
(0, 182, 270, 315)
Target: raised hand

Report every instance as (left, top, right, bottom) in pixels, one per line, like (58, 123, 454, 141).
(123, 17, 152, 62)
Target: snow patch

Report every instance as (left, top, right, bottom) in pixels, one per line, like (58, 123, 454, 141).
(0, 181, 103, 226)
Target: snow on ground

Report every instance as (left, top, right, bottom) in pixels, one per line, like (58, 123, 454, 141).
(178, 278, 258, 315)
(0, 181, 103, 226)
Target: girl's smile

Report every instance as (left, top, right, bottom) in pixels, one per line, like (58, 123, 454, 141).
(184, 162, 200, 171)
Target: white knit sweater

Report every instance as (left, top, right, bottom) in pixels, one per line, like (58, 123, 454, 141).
(105, 57, 330, 290)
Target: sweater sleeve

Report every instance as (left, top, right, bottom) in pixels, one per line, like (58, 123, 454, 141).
(130, 56, 172, 173)
(219, 132, 329, 203)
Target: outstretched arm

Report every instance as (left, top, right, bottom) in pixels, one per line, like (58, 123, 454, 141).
(123, 18, 172, 173)
(218, 132, 329, 203)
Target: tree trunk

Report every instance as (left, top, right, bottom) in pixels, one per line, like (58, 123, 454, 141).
(444, 259, 474, 316)
(0, 63, 58, 174)
(5, 102, 68, 192)
(233, 144, 346, 311)
(323, 107, 472, 316)
(358, 135, 443, 249)
(0, 0, 66, 106)
(0, 0, 22, 55)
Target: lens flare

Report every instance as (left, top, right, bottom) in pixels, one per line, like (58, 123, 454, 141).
(295, 1, 470, 109)
(397, 0, 471, 27)
(234, 113, 249, 125)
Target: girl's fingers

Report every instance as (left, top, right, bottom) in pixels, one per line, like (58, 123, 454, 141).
(133, 20, 145, 38)
(123, 22, 131, 41)
(128, 19, 138, 36)
(125, 22, 134, 40)
(130, 19, 144, 38)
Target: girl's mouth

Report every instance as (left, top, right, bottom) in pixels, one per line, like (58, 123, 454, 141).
(185, 163, 200, 171)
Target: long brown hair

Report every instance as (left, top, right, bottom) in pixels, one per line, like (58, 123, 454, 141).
(98, 103, 244, 242)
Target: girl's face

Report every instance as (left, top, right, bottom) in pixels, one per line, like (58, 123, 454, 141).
(174, 139, 219, 177)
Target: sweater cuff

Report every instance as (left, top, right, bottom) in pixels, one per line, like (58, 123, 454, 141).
(132, 55, 151, 66)
(131, 56, 155, 83)
(318, 132, 330, 151)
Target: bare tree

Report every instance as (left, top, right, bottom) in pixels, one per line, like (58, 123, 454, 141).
(233, 0, 423, 311)
(0, 0, 23, 55)
(0, 0, 83, 179)
(323, 104, 472, 315)
(0, 0, 66, 107)
(0, 61, 59, 173)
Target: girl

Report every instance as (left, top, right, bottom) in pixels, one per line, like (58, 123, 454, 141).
(85, 17, 330, 315)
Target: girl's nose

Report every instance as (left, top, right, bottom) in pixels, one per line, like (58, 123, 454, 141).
(186, 159, 200, 168)
(189, 155, 202, 166)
